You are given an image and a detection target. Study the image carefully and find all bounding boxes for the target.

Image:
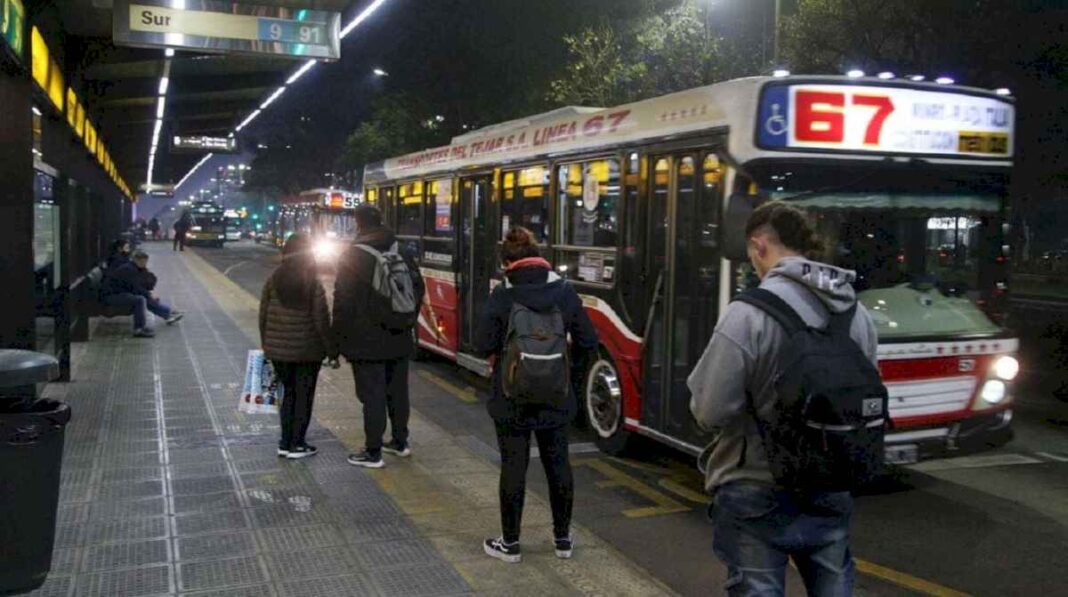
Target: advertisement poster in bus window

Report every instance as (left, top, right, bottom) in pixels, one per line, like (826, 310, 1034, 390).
(757, 83, 1014, 158)
(435, 179, 452, 232)
(2, 0, 25, 63)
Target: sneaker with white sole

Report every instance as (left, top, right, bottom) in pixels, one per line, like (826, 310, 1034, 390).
(286, 444, 318, 460)
(347, 450, 384, 468)
(165, 312, 184, 325)
(277, 445, 290, 457)
(483, 537, 521, 563)
(554, 534, 574, 559)
(132, 327, 156, 338)
(382, 440, 411, 457)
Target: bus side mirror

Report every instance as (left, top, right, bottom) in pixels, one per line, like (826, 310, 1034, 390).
(722, 194, 763, 262)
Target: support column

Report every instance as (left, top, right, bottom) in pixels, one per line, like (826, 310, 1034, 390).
(0, 62, 35, 352)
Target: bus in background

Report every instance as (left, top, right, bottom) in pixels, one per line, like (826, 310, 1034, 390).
(364, 75, 1019, 464)
(224, 209, 245, 242)
(185, 201, 227, 248)
(275, 188, 360, 264)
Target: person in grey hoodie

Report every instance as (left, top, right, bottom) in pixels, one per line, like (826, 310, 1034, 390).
(689, 201, 877, 597)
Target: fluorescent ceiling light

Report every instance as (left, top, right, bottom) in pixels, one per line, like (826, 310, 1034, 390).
(32, 106, 42, 116)
(846, 69, 865, 78)
(935, 76, 955, 85)
(260, 86, 286, 109)
(341, 0, 389, 38)
(165, 48, 175, 57)
(286, 60, 316, 85)
(877, 71, 895, 79)
(175, 153, 214, 192)
(995, 88, 1012, 96)
(156, 97, 166, 118)
(153, 119, 163, 138)
(159, 77, 169, 95)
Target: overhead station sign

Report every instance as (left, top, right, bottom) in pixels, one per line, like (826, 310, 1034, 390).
(113, 0, 340, 60)
(172, 135, 237, 153)
(757, 83, 1014, 158)
(1, 0, 24, 63)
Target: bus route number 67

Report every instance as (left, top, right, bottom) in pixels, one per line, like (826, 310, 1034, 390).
(795, 90, 895, 147)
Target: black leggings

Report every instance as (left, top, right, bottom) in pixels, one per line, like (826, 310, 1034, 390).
(495, 424, 573, 543)
(272, 361, 321, 449)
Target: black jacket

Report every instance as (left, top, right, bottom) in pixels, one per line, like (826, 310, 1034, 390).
(101, 261, 152, 299)
(332, 226, 425, 361)
(474, 263, 599, 429)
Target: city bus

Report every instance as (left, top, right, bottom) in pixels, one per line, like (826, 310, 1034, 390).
(224, 210, 245, 242)
(363, 75, 1019, 462)
(275, 188, 360, 262)
(185, 201, 227, 247)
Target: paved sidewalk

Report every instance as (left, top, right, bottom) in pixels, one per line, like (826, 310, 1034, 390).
(32, 244, 675, 597)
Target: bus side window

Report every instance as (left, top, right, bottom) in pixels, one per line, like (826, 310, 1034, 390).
(620, 152, 643, 323)
(555, 158, 621, 286)
(500, 165, 549, 243)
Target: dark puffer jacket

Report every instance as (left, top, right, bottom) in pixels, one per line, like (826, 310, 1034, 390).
(474, 259, 599, 429)
(332, 226, 425, 361)
(259, 275, 337, 363)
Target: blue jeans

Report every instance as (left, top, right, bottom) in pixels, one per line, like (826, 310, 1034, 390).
(712, 482, 855, 596)
(104, 293, 172, 329)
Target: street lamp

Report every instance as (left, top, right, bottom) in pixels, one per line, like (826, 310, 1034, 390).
(373, 68, 388, 77)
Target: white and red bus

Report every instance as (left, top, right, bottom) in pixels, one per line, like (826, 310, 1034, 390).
(363, 75, 1019, 463)
(274, 188, 360, 262)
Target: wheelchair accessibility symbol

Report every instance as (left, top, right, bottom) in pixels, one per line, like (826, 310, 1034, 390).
(765, 103, 787, 136)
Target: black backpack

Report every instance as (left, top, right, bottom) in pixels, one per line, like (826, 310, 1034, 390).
(501, 301, 571, 408)
(734, 288, 889, 493)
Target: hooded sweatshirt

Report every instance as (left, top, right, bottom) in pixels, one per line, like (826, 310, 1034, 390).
(688, 256, 878, 494)
(474, 259, 599, 429)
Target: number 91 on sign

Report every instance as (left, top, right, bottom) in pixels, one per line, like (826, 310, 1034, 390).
(257, 17, 326, 45)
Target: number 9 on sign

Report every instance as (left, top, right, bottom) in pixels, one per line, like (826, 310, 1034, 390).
(269, 23, 282, 40)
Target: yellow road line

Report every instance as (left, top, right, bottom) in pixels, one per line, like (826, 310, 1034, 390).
(416, 369, 478, 403)
(657, 477, 710, 504)
(855, 559, 971, 597)
(575, 458, 690, 518)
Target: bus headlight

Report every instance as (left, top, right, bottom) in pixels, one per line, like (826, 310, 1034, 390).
(992, 356, 1019, 381)
(980, 380, 1007, 404)
(313, 240, 337, 261)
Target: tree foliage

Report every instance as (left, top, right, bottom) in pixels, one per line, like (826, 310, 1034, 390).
(547, 0, 757, 107)
(339, 93, 453, 181)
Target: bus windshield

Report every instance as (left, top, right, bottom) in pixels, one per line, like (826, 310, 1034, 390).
(320, 212, 356, 239)
(752, 164, 1009, 340)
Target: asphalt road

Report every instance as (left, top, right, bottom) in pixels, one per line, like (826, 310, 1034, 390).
(188, 240, 1068, 597)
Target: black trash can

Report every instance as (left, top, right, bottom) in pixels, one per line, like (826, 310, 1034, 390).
(0, 350, 65, 596)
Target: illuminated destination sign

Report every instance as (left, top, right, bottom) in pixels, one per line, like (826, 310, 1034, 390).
(113, 0, 340, 60)
(172, 135, 237, 153)
(757, 83, 1014, 158)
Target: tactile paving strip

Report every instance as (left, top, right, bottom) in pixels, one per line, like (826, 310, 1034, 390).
(75, 564, 173, 597)
(176, 531, 257, 562)
(89, 496, 168, 521)
(168, 462, 231, 480)
(256, 525, 346, 552)
(56, 504, 90, 526)
(99, 467, 164, 484)
(172, 491, 243, 515)
(261, 547, 359, 580)
(86, 516, 168, 543)
(173, 585, 272, 597)
(177, 555, 268, 592)
(95, 480, 164, 501)
(52, 525, 86, 549)
(82, 539, 169, 571)
(171, 476, 235, 496)
(341, 517, 422, 545)
(24, 574, 74, 597)
(276, 573, 378, 597)
(369, 564, 469, 597)
(173, 509, 250, 536)
(99, 451, 161, 469)
(49, 547, 81, 576)
(165, 447, 226, 464)
(248, 504, 335, 529)
(353, 539, 443, 570)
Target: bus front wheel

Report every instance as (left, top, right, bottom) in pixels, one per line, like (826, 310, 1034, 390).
(583, 352, 633, 455)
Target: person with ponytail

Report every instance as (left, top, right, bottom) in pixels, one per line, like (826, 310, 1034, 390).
(474, 227, 598, 564)
(259, 233, 338, 459)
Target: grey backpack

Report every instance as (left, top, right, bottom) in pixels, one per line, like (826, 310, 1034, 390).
(355, 242, 419, 330)
(501, 301, 570, 407)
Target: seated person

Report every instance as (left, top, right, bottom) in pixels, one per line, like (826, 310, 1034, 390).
(101, 250, 183, 337)
(105, 239, 131, 270)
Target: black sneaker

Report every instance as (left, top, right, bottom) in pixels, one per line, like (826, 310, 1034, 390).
(277, 445, 290, 457)
(347, 450, 384, 468)
(483, 537, 521, 563)
(165, 312, 184, 325)
(554, 534, 574, 559)
(286, 444, 318, 460)
(382, 440, 411, 457)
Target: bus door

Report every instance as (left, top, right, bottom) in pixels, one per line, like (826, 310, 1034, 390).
(642, 152, 723, 446)
(459, 175, 493, 351)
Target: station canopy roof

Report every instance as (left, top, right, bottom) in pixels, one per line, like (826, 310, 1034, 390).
(49, 0, 351, 190)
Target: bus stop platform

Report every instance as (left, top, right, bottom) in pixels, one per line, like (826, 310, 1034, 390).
(29, 243, 674, 597)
